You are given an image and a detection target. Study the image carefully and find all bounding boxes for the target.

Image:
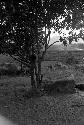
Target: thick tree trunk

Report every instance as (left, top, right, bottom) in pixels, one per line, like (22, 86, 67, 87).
(30, 63, 36, 89)
(36, 57, 42, 88)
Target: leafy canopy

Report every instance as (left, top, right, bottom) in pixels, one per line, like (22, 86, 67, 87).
(0, 0, 84, 56)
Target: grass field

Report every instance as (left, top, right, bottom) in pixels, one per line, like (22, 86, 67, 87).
(0, 51, 84, 125)
(45, 50, 84, 63)
(42, 50, 84, 83)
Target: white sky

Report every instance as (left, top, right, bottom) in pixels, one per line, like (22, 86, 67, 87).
(42, 12, 84, 45)
(49, 28, 84, 45)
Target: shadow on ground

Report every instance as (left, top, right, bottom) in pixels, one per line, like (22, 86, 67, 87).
(13, 79, 76, 100)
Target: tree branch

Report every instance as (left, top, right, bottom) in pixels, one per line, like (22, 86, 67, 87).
(9, 54, 30, 67)
(41, 40, 59, 59)
(47, 41, 59, 50)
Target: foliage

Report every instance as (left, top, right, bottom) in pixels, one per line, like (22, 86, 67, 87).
(0, 63, 21, 76)
(66, 52, 79, 65)
(0, 0, 84, 88)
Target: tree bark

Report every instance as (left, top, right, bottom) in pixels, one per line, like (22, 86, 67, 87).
(30, 63, 36, 89)
(37, 57, 42, 88)
(30, 45, 36, 89)
(20, 62, 23, 73)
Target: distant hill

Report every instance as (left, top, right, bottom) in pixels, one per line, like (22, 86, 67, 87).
(48, 43, 84, 51)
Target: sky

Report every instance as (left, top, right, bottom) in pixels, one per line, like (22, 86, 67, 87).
(49, 28, 84, 45)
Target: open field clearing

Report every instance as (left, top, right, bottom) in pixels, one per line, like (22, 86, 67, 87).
(41, 61, 84, 84)
(45, 50, 84, 63)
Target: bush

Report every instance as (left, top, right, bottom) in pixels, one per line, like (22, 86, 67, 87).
(0, 63, 21, 76)
(0, 68, 7, 75)
(65, 52, 78, 65)
(43, 80, 76, 94)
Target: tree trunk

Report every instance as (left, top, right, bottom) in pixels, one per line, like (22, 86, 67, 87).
(37, 57, 42, 88)
(30, 63, 36, 89)
(21, 62, 23, 73)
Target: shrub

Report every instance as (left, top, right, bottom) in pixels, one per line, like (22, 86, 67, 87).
(0, 63, 21, 76)
(0, 68, 7, 75)
(43, 80, 76, 94)
(65, 52, 78, 65)
(5, 63, 17, 75)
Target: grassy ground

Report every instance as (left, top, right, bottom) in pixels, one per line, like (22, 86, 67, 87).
(0, 52, 84, 125)
(0, 66, 84, 125)
(0, 76, 84, 125)
(41, 60, 84, 84)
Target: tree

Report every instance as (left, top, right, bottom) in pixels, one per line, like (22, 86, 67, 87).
(0, 0, 62, 88)
(0, 0, 84, 89)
